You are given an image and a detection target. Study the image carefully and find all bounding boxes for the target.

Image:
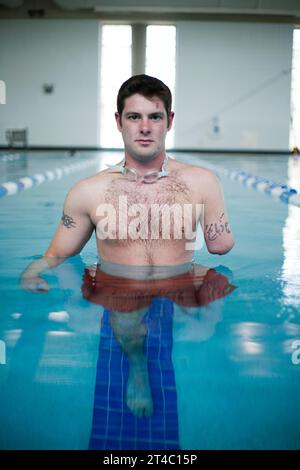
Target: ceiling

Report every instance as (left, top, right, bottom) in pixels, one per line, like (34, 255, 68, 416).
(0, 0, 300, 23)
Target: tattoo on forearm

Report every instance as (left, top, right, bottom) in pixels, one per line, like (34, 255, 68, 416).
(205, 213, 231, 241)
(61, 212, 76, 229)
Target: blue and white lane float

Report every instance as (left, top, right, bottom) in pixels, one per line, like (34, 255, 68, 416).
(2, 153, 300, 208)
(0, 157, 99, 199)
(200, 161, 300, 209)
(222, 168, 300, 208)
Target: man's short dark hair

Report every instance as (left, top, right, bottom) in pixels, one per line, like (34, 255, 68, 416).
(117, 74, 172, 121)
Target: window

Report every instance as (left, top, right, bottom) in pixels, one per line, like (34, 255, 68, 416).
(99, 25, 132, 148)
(99, 24, 176, 149)
(146, 25, 176, 148)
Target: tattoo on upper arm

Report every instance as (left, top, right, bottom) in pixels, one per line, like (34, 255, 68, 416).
(61, 212, 76, 229)
(205, 213, 231, 241)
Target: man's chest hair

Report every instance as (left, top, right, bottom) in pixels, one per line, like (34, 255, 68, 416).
(104, 174, 192, 208)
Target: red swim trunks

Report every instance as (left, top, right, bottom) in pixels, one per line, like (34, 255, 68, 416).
(82, 264, 236, 312)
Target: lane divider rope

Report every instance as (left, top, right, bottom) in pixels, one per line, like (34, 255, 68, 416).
(2, 153, 300, 208)
(0, 156, 99, 199)
(200, 161, 300, 208)
(222, 168, 300, 208)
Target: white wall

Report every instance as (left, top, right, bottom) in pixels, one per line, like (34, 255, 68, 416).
(0, 19, 294, 151)
(0, 20, 100, 146)
(175, 22, 293, 151)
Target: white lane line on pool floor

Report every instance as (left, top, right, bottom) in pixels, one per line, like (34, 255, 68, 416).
(0, 157, 99, 199)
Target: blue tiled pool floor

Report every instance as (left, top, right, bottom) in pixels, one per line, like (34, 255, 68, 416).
(89, 298, 179, 450)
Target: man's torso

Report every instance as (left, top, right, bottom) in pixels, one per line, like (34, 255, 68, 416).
(87, 159, 205, 266)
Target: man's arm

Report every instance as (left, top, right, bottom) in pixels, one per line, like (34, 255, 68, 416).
(21, 180, 94, 291)
(201, 170, 235, 255)
(45, 181, 94, 258)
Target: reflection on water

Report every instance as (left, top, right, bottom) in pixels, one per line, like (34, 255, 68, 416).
(287, 155, 300, 193)
(0, 153, 28, 182)
(228, 320, 300, 379)
(281, 156, 300, 307)
(82, 262, 235, 310)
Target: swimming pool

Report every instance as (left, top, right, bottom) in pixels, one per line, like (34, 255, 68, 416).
(0, 150, 299, 450)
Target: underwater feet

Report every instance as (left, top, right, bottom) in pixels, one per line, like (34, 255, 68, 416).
(109, 308, 153, 418)
(126, 357, 153, 418)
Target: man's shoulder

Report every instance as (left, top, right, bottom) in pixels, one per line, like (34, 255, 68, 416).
(69, 168, 113, 194)
(170, 157, 217, 181)
(170, 158, 220, 203)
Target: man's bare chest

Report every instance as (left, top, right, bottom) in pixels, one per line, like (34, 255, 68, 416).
(92, 174, 201, 242)
(106, 174, 191, 206)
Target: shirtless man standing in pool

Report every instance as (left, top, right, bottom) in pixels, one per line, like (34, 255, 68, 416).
(21, 74, 235, 416)
(22, 74, 234, 280)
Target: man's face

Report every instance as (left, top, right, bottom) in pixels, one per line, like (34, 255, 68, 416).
(115, 93, 174, 163)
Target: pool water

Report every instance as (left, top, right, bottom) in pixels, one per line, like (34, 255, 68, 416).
(0, 151, 299, 450)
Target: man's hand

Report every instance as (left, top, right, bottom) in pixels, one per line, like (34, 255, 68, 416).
(20, 274, 50, 293)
